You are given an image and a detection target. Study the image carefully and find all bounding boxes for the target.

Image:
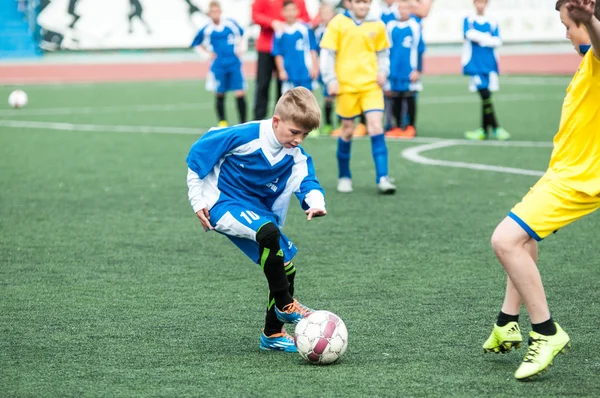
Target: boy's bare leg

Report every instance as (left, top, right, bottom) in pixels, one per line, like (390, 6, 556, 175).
(491, 217, 550, 323)
(500, 239, 535, 315)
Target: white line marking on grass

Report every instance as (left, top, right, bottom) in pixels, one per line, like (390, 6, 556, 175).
(401, 139, 547, 176)
(0, 93, 561, 117)
(0, 119, 205, 134)
(0, 102, 211, 117)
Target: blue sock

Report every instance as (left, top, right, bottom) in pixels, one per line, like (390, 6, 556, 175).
(337, 138, 352, 179)
(370, 133, 388, 183)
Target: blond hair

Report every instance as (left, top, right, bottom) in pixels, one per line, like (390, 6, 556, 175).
(273, 87, 321, 131)
(208, 0, 221, 9)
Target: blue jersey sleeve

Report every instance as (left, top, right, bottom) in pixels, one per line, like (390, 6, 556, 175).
(463, 17, 470, 39)
(191, 25, 207, 48)
(272, 33, 283, 56)
(492, 22, 500, 38)
(295, 150, 324, 210)
(187, 127, 248, 179)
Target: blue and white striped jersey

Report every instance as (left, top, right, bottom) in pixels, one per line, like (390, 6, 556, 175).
(186, 120, 325, 227)
(272, 23, 318, 83)
(191, 18, 244, 68)
(462, 14, 502, 76)
(387, 18, 424, 79)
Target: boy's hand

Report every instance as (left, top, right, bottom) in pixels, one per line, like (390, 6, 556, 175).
(409, 71, 421, 83)
(306, 208, 327, 221)
(279, 70, 288, 81)
(196, 208, 213, 231)
(376, 73, 387, 87)
(327, 81, 339, 95)
(567, 0, 596, 24)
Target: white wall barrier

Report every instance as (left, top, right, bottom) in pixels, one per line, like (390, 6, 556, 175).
(37, 0, 566, 51)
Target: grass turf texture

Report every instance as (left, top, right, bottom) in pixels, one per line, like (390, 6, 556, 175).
(1, 77, 600, 397)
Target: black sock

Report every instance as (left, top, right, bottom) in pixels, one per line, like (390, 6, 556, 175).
(532, 318, 557, 336)
(359, 114, 366, 125)
(264, 262, 296, 336)
(264, 292, 284, 336)
(406, 94, 416, 127)
(496, 311, 519, 327)
(324, 100, 333, 126)
(236, 96, 247, 124)
(392, 94, 403, 128)
(216, 95, 225, 122)
(479, 89, 498, 132)
(257, 223, 292, 310)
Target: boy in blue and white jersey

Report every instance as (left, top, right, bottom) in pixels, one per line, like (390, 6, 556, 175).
(314, 2, 336, 136)
(272, 0, 319, 93)
(186, 88, 326, 353)
(384, 0, 424, 138)
(381, 0, 399, 24)
(462, 0, 510, 140)
(191, 1, 246, 128)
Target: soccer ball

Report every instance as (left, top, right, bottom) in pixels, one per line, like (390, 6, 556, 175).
(8, 90, 28, 109)
(294, 310, 348, 365)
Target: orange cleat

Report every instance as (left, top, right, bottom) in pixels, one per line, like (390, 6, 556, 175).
(398, 125, 416, 139)
(385, 127, 405, 138)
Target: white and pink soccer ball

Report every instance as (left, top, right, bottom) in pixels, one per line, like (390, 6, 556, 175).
(8, 90, 28, 109)
(294, 310, 348, 365)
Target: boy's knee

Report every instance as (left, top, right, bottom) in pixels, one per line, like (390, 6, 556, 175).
(491, 220, 529, 257)
(366, 115, 383, 135)
(257, 222, 280, 249)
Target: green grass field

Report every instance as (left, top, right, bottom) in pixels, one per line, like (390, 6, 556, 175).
(2, 76, 599, 397)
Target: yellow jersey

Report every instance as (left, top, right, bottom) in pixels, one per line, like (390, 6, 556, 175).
(548, 50, 600, 196)
(319, 11, 389, 94)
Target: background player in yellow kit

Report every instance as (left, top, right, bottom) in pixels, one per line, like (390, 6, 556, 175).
(483, 0, 600, 381)
(319, 0, 397, 194)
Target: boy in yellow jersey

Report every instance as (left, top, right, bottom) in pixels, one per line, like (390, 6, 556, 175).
(319, 0, 397, 194)
(483, 0, 600, 381)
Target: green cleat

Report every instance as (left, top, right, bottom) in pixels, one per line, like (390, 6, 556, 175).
(320, 124, 333, 136)
(514, 323, 571, 381)
(483, 322, 523, 353)
(464, 128, 487, 140)
(493, 127, 511, 141)
(308, 129, 321, 138)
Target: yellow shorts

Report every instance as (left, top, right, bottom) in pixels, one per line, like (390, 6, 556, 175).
(509, 174, 600, 240)
(336, 88, 384, 119)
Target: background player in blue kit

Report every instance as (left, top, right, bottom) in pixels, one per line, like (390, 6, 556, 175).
(186, 87, 326, 353)
(385, 0, 424, 139)
(272, 0, 319, 94)
(462, 0, 511, 141)
(191, 1, 247, 128)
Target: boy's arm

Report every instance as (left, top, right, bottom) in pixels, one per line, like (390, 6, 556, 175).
(309, 29, 319, 79)
(568, 0, 600, 59)
(463, 17, 491, 44)
(272, 35, 288, 80)
(186, 127, 242, 181)
(191, 26, 207, 48)
(187, 168, 206, 213)
(319, 18, 340, 91)
(375, 23, 391, 83)
(294, 152, 326, 215)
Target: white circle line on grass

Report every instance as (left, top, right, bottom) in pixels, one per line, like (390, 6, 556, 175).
(400, 139, 546, 177)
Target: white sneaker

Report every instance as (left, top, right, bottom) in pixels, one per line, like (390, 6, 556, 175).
(377, 176, 397, 195)
(337, 178, 353, 193)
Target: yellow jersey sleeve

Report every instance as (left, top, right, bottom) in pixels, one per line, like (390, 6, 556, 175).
(319, 15, 341, 52)
(374, 22, 390, 52)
